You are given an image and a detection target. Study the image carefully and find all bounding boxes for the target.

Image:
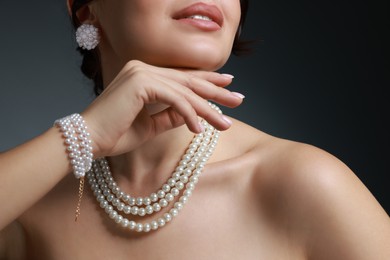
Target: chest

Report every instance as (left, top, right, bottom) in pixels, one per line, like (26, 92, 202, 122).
(20, 175, 302, 260)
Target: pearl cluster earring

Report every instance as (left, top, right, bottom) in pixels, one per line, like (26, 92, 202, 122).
(75, 24, 100, 50)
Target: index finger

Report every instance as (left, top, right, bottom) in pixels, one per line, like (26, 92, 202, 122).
(182, 70, 235, 87)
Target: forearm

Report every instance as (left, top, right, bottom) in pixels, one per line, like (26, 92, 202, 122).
(0, 127, 72, 229)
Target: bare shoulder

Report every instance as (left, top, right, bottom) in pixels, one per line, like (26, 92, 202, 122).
(243, 128, 390, 259)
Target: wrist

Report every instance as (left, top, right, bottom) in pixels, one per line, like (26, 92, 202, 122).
(54, 113, 94, 179)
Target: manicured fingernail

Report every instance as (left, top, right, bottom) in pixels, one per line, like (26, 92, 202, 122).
(222, 115, 232, 126)
(232, 92, 245, 99)
(198, 122, 205, 133)
(222, 74, 235, 79)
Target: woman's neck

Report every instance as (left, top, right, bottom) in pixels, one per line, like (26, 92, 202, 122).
(106, 105, 195, 194)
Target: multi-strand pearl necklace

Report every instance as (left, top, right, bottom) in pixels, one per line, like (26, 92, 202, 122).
(86, 103, 221, 232)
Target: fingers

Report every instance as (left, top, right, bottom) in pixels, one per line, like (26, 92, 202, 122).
(126, 60, 236, 89)
(185, 70, 234, 87)
(143, 67, 243, 109)
(181, 75, 243, 108)
(150, 107, 186, 135)
(115, 60, 244, 132)
(138, 75, 205, 133)
(138, 75, 234, 133)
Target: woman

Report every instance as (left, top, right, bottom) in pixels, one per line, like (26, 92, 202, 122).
(1, 0, 389, 259)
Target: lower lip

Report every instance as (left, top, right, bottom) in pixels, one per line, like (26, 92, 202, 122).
(175, 18, 221, 31)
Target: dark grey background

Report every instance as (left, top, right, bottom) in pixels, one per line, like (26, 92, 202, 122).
(0, 1, 388, 214)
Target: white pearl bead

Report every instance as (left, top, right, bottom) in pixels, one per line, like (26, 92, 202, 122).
(121, 218, 129, 228)
(168, 178, 176, 187)
(114, 215, 123, 224)
(173, 172, 181, 180)
(136, 197, 144, 206)
(100, 200, 108, 208)
(128, 221, 136, 230)
(117, 203, 125, 211)
(123, 195, 130, 202)
(129, 197, 136, 206)
(175, 166, 185, 172)
(107, 194, 114, 202)
(143, 197, 151, 206)
(97, 195, 104, 202)
(164, 213, 172, 222)
(174, 202, 184, 211)
(157, 218, 166, 227)
(124, 206, 131, 214)
(189, 144, 198, 149)
(112, 186, 120, 194)
(188, 163, 196, 169)
(182, 154, 192, 160)
(159, 199, 168, 208)
(180, 196, 188, 204)
(180, 176, 189, 183)
(170, 208, 179, 217)
(112, 198, 120, 206)
(153, 203, 161, 212)
(190, 176, 199, 184)
(162, 184, 171, 193)
(151, 221, 159, 230)
(143, 223, 151, 232)
(157, 190, 165, 198)
(150, 193, 158, 202)
(171, 188, 180, 196)
(186, 182, 195, 191)
(136, 223, 143, 232)
(130, 206, 139, 215)
(138, 208, 146, 216)
(165, 193, 174, 202)
(145, 205, 154, 214)
(183, 190, 192, 197)
(109, 211, 118, 219)
(175, 182, 184, 190)
(105, 205, 113, 214)
(179, 160, 188, 166)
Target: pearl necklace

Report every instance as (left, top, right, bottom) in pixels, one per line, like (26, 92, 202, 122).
(86, 103, 221, 232)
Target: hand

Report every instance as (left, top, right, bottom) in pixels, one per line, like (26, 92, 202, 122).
(81, 60, 243, 158)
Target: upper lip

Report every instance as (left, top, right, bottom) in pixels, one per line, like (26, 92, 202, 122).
(173, 2, 224, 27)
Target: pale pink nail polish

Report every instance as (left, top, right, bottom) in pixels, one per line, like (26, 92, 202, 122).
(222, 74, 235, 79)
(232, 92, 245, 99)
(198, 122, 205, 133)
(222, 115, 232, 126)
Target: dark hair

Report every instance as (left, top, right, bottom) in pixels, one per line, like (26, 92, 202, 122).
(71, 0, 250, 96)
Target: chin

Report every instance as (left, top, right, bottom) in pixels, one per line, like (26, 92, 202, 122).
(123, 41, 232, 71)
(159, 46, 231, 71)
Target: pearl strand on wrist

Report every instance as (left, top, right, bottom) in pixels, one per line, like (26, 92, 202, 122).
(54, 113, 93, 221)
(54, 113, 93, 178)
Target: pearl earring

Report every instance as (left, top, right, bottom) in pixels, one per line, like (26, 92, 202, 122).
(75, 24, 100, 50)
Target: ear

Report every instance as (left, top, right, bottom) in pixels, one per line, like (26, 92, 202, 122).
(66, 0, 98, 25)
(66, 0, 73, 16)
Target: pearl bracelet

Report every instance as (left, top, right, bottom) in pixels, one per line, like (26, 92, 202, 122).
(54, 113, 93, 179)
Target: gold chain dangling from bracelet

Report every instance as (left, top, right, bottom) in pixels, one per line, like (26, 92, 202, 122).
(75, 177, 85, 222)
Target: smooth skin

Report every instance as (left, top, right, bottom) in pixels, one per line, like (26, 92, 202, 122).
(1, 0, 389, 259)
